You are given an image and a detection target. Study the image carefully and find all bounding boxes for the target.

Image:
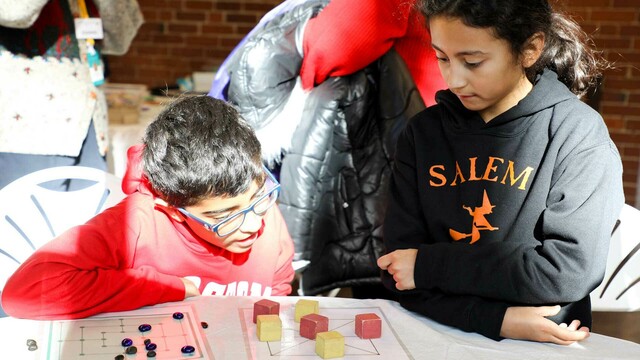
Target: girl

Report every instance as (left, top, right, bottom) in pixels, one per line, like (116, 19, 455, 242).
(377, 0, 624, 345)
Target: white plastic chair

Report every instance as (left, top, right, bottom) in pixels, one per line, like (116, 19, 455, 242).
(591, 204, 640, 311)
(0, 166, 126, 311)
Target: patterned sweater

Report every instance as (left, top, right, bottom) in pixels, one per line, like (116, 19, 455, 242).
(0, 0, 142, 157)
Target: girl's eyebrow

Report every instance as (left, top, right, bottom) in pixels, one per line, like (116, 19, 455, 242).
(432, 43, 486, 57)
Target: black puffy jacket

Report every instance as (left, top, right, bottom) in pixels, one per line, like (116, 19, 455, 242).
(222, 0, 425, 295)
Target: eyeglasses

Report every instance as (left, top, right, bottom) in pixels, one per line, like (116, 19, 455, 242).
(177, 167, 280, 237)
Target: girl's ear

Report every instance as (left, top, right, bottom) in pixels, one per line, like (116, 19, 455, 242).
(154, 198, 185, 222)
(522, 32, 545, 68)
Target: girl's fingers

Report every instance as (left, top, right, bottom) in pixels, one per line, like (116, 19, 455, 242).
(567, 320, 581, 331)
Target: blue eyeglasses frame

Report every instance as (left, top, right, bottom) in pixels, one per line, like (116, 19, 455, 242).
(177, 166, 280, 237)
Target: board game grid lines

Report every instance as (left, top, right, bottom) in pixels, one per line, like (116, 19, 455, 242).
(41, 304, 213, 360)
(240, 304, 413, 359)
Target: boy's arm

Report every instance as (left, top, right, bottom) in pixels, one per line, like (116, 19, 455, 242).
(1, 206, 185, 319)
(267, 207, 295, 296)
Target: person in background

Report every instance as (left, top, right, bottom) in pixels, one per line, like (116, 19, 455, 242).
(0, 0, 143, 190)
(1, 96, 295, 319)
(377, 0, 624, 344)
(209, 0, 434, 299)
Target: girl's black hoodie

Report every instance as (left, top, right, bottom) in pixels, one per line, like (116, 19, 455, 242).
(382, 69, 624, 340)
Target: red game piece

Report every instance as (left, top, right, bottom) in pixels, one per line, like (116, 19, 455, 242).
(253, 299, 280, 323)
(355, 313, 381, 339)
(300, 313, 329, 340)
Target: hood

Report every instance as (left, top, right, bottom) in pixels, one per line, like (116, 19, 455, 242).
(121, 144, 155, 196)
(436, 69, 576, 135)
(120, 144, 258, 261)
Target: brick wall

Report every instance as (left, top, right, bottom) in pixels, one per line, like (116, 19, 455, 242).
(106, 0, 282, 88)
(106, 0, 640, 205)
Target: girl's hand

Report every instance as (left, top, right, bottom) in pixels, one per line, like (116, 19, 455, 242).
(377, 249, 418, 290)
(500, 305, 590, 345)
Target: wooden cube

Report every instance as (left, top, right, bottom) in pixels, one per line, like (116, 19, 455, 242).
(355, 313, 381, 339)
(300, 313, 329, 339)
(253, 299, 280, 323)
(294, 299, 319, 323)
(256, 314, 282, 342)
(315, 331, 344, 359)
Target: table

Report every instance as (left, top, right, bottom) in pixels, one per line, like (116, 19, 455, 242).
(1, 296, 638, 359)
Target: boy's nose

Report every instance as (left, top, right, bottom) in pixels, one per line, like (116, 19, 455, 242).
(239, 211, 262, 233)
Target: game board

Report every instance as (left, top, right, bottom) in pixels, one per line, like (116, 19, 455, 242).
(41, 304, 212, 360)
(240, 305, 412, 359)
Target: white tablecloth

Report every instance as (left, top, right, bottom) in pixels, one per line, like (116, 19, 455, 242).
(1, 296, 639, 359)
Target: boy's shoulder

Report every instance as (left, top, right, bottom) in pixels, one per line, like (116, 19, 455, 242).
(91, 192, 157, 227)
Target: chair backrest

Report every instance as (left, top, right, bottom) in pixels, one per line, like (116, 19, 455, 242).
(0, 166, 126, 293)
(591, 204, 640, 312)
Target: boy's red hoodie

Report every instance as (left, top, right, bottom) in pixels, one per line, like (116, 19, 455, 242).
(1, 145, 295, 319)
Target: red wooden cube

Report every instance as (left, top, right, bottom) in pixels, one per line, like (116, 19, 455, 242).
(300, 313, 329, 339)
(253, 299, 280, 323)
(355, 313, 381, 339)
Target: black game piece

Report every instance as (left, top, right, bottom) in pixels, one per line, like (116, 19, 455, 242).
(172, 312, 184, 320)
(144, 338, 151, 345)
(200, 321, 208, 329)
(121, 338, 133, 347)
(181, 345, 195, 354)
(147, 350, 157, 357)
(115, 355, 125, 360)
(125, 346, 138, 354)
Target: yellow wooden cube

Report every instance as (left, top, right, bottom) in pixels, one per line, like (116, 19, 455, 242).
(256, 314, 282, 342)
(315, 331, 344, 359)
(294, 299, 319, 322)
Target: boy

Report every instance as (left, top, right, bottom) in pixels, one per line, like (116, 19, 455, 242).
(1, 96, 295, 319)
